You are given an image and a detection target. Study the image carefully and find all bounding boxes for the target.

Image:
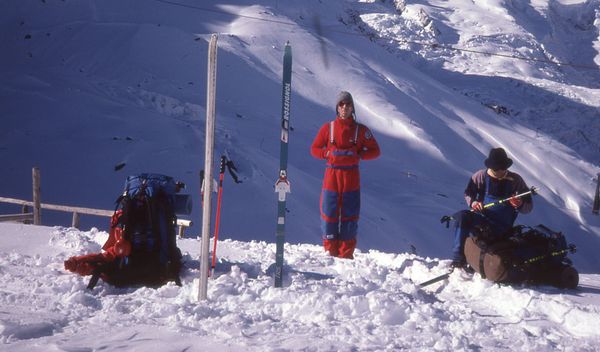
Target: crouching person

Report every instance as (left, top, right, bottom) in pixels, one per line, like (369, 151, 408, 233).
(451, 147, 533, 268)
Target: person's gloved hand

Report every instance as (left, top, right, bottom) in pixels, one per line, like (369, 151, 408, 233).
(471, 201, 483, 212)
(509, 195, 523, 209)
(340, 146, 360, 158)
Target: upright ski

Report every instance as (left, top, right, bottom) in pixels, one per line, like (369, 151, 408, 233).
(274, 42, 292, 288)
(198, 33, 218, 301)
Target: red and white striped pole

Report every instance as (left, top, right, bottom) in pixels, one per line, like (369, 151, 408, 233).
(210, 156, 227, 278)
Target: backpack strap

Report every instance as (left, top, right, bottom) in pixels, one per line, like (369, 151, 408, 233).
(353, 123, 360, 145)
(478, 244, 487, 279)
(329, 121, 335, 145)
(86, 261, 115, 290)
(87, 267, 103, 290)
(329, 121, 360, 146)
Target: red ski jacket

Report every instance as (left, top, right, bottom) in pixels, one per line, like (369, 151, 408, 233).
(310, 117, 380, 167)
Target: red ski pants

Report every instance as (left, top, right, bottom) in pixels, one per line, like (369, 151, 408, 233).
(320, 167, 360, 259)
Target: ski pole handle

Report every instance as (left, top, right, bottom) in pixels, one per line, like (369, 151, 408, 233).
(219, 155, 227, 175)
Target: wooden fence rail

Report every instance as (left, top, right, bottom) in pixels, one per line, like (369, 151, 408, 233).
(0, 168, 193, 236)
(0, 212, 33, 222)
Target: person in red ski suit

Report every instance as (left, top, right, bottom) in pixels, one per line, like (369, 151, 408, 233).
(310, 91, 380, 259)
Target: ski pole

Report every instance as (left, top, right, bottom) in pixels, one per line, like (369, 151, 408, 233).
(440, 186, 537, 226)
(210, 156, 227, 278)
(418, 269, 453, 288)
(481, 186, 537, 209)
(593, 173, 599, 215)
(519, 244, 576, 266)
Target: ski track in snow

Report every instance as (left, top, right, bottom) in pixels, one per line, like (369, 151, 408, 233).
(1, 225, 599, 351)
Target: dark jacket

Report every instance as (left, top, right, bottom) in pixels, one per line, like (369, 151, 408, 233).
(464, 169, 533, 213)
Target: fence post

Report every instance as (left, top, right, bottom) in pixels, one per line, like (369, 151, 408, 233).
(72, 212, 80, 229)
(32, 167, 41, 225)
(22, 205, 32, 224)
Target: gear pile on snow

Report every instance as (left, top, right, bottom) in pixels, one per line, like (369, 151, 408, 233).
(464, 224, 578, 288)
(64, 174, 191, 289)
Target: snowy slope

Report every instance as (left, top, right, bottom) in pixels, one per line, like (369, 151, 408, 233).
(1, 223, 600, 351)
(2, 2, 600, 350)
(1, 0, 599, 270)
(351, 0, 600, 162)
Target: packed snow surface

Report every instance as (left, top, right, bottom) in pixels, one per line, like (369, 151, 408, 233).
(1, 223, 600, 351)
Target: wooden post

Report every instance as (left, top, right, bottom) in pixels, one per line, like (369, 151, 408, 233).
(32, 167, 41, 225)
(72, 212, 80, 229)
(22, 205, 32, 224)
(178, 225, 185, 238)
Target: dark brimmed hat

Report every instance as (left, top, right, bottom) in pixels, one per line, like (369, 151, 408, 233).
(484, 147, 513, 170)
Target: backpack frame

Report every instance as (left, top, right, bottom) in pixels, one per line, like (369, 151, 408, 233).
(88, 174, 183, 289)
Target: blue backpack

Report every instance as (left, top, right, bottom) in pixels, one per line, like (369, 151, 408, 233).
(87, 174, 187, 289)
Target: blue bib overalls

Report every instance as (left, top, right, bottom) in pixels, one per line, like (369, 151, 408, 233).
(452, 175, 518, 262)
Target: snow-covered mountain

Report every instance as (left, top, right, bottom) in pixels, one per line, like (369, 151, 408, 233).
(2, 0, 598, 270)
(2, 0, 600, 350)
